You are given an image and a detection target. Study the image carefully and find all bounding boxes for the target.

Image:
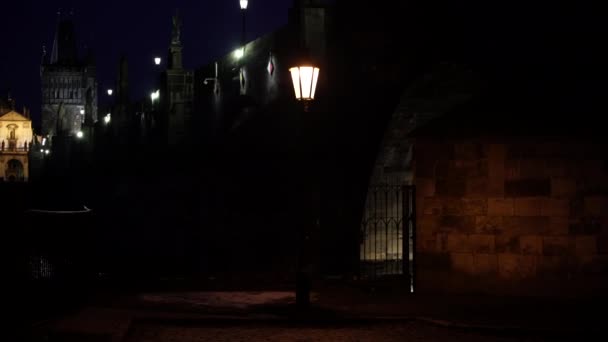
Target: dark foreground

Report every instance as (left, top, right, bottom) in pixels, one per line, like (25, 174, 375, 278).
(123, 321, 554, 342)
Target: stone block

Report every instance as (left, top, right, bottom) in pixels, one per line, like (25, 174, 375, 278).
(488, 198, 514, 216)
(498, 253, 538, 278)
(465, 178, 488, 197)
(436, 233, 448, 252)
(575, 236, 598, 256)
(442, 199, 487, 216)
(503, 216, 550, 235)
(422, 198, 442, 216)
(540, 198, 570, 217)
(505, 179, 551, 197)
(470, 234, 495, 253)
(446, 234, 470, 253)
(568, 218, 602, 235)
(549, 217, 570, 236)
(579, 255, 608, 275)
(584, 196, 608, 216)
(475, 216, 504, 234)
(418, 215, 440, 234)
(505, 159, 520, 180)
(551, 178, 577, 197)
(417, 233, 438, 253)
(454, 143, 485, 160)
(496, 235, 520, 253)
(474, 254, 498, 275)
(545, 158, 568, 178)
(488, 144, 506, 196)
(450, 253, 475, 274)
(519, 159, 546, 178)
(514, 198, 542, 217)
(543, 236, 572, 256)
(520, 236, 543, 255)
(437, 159, 488, 180)
(538, 256, 571, 275)
(438, 216, 476, 234)
(416, 178, 436, 197)
(436, 179, 466, 197)
(417, 252, 450, 270)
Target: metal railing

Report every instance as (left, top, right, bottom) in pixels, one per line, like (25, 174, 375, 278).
(360, 185, 415, 283)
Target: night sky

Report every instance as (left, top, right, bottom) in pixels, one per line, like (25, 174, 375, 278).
(1, 0, 292, 122)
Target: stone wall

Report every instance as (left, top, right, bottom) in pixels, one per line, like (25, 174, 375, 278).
(415, 138, 608, 296)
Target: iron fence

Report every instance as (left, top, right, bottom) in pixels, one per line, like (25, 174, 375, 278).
(360, 185, 415, 286)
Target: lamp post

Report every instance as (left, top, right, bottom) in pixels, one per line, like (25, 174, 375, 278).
(289, 61, 320, 309)
(154, 57, 162, 66)
(239, 1, 248, 46)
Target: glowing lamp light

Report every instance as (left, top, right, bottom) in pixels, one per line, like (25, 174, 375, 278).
(240, 0, 248, 10)
(80, 109, 85, 115)
(76, 131, 84, 139)
(107, 89, 113, 96)
(289, 65, 320, 101)
(104, 114, 111, 124)
(45, 150, 50, 155)
(234, 47, 244, 60)
(150, 90, 160, 102)
(154, 57, 162, 65)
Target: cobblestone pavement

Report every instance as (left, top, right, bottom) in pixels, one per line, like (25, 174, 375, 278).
(124, 321, 554, 342)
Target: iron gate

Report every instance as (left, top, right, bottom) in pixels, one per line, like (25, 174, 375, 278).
(360, 185, 415, 285)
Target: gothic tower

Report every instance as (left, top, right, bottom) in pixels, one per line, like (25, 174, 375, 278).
(41, 12, 98, 139)
(162, 10, 194, 145)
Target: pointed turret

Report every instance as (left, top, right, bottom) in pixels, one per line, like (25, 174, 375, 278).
(50, 12, 78, 65)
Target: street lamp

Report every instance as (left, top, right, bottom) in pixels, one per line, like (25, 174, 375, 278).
(289, 61, 320, 310)
(154, 57, 162, 65)
(290, 65, 320, 112)
(150, 90, 160, 103)
(239, 1, 248, 48)
(234, 47, 245, 60)
(104, 114, 111, 124)
(107, 89, 113, 96)
(76, 131, 84, 139)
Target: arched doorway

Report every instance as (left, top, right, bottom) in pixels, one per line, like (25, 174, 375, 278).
(6, 159, 24, 182)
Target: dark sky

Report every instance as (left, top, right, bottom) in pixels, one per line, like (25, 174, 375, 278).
(1, 0, 292, 119)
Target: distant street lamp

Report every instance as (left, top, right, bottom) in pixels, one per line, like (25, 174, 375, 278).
(154, 57, 162, 65)
(150, 90, 160, 103)
(76, 131, 84, 139)
(104, 114, 111, 124)
(289, 60, 320, 310)
(80, 109, 85, 115)
(107, 89, 113, 96)
(234, 47, 245, 60)
(240, 1, 248, 47)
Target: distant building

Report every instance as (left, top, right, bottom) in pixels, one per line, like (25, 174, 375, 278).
(0, 109, 33, 182)
(41, 15, 97, 139)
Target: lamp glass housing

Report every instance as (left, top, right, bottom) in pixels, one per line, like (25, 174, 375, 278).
(290, 66, 320, 101)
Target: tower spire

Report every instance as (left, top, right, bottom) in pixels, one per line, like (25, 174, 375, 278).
(168, 10, 183, 69)
(50, 10, 61, 64)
